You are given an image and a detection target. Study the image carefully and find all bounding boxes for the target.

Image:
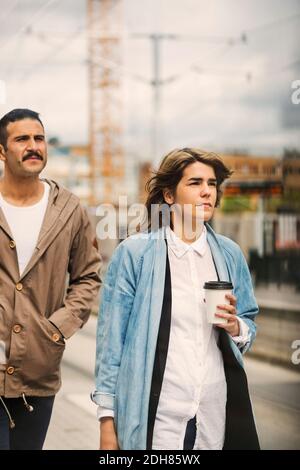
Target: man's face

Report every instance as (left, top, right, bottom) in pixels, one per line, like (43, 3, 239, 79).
(164, 161, 218, 223)
(0, 118, 47, 178)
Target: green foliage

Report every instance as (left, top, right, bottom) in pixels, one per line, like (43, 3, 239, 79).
(221, 196, 253, 212)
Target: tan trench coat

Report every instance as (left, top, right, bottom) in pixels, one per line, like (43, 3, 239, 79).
(0, 179, 101, 397)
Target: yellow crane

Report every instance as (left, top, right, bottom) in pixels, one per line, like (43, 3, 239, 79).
(87, 0, 124, 205)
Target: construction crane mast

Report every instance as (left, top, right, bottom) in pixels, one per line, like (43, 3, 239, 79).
(87, 0, 124, 205)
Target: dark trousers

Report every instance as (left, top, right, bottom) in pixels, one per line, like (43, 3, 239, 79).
(0, 395, 55, 450)
(183, 416, 197, 450)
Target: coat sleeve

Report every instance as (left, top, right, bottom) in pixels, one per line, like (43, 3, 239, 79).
(91, 242, 138, 410)
(234, 248, 259, 354)
(48, 205, 101, 338)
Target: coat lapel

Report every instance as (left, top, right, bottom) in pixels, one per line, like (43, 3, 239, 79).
(0, 207, 20, 280)
(0, 207, 13, 239)
(147, 228, 167, 349)
(20, 180, 78, 280)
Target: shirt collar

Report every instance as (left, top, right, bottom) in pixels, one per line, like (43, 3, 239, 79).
(166, 225, 207, 258)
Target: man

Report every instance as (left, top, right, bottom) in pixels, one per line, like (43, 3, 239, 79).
(0, 109, 101, 450)
(92, 148, 260, 450)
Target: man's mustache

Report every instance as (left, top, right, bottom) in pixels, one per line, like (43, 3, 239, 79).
(22, 152, 43, 161)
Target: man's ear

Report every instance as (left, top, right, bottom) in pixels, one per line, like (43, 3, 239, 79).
(163, 188, 174, 205)
(0, 144, 6, 162)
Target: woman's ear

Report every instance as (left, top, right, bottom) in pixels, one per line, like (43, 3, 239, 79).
(163, 188, 174, 205)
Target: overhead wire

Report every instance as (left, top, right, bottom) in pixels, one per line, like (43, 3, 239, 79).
(0, 0, 20, 24)
(244, 10, 300, 34)
(6, 0, 122, 81)
(0, 0, 60, 52)
(2, 4, 299, 124)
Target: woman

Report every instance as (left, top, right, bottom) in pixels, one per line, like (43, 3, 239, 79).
(92, 148, 260, 450)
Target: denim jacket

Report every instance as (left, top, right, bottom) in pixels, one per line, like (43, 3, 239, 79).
(92, 224, 258, 450)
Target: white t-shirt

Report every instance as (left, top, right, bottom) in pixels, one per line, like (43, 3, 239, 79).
(0, 181, 50, 276)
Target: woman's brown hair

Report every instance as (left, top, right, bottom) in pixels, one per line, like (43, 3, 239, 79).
(144, 147, 233, 230)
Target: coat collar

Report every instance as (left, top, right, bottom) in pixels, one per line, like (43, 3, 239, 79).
(159, 224, 230, 282)
(35, 179, 73, 248)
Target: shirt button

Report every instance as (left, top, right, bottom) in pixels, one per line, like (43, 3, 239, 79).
(16, 283, 23, 291)
(52, 333, 60, 342)
(13, 324, 22, 334)
(7, 366, 15, 375)
(9, 240, 16, 249)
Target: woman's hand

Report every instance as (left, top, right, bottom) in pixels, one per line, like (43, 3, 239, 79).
(214, 293, 240, 337)
(100, 417, 119, 450)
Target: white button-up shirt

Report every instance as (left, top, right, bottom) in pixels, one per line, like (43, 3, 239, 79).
(152, 226, 249, 450)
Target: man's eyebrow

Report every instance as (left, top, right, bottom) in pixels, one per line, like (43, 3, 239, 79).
(14, 134, 45, 139)
(14, 134, 29, 139)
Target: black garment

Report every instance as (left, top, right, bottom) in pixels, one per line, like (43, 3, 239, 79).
(220, 331, 260, 450)
(183, 416, 197, 450)
(147, 247, 260, 450)
(147, 251, 172, 449)
(0, 395, 55, 450)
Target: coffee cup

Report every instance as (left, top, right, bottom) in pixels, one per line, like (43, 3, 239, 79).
(203, 281, 233, 325)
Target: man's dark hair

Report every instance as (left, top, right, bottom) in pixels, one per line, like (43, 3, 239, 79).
(0, 109, 44, 149)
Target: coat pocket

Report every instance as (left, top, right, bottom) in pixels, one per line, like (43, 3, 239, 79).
(19, 315, 66, 393)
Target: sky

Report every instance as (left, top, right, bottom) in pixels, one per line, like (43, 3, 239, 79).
(0, 0, 299, 165)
